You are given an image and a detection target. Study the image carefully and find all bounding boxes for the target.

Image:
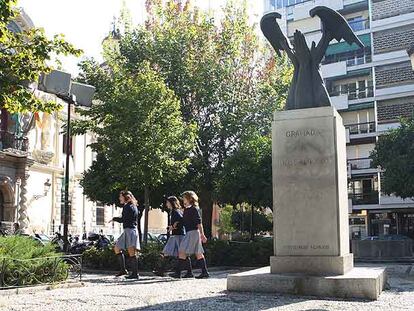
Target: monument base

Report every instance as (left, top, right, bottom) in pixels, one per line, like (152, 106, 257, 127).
(271, 254, 354, 275)
(227, 266, 387, 300)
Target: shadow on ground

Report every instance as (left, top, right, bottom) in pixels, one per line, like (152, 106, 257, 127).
(123, 289, 373, 311)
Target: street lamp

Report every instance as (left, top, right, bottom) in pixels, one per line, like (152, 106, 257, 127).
(408, 45, 414, 70)
(39, 70, 95, 252)
(33, 178, 52, 200)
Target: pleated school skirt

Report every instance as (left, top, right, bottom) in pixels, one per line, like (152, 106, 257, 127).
(179, 230, 204, 255)
(162, 235, 183, 257)
(115, 228, 141, 251)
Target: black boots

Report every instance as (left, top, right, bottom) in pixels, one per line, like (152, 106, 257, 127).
(116, 253, 128, 277)
(182, 257, 194, 278)
(153, 255, 167, 277)
(170, 257, 194, 279)
(195, 258, 210, 279)
(125, 255, 139, 280)
(170, 258, 186, 278)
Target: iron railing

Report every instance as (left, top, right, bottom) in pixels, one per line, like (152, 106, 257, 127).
(0, 254, 82, 289)
(350, 191, 379, 205)
(348, 158, 374, 170)
(348, 19, 370, 32)
(0, 130, 29, 152)
(329, 86, 374, 100)
(345, 121, 376, 135)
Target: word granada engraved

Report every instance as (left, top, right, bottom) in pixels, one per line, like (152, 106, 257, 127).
(285, 129, 323, 138)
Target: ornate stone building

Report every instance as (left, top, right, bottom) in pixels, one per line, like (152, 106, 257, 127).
(0, 10, 123, 236)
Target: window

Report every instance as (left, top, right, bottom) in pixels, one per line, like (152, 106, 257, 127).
(96, 206, 105, 226)
(323, 47, 372, 67)
(328, 79, 373, 100)
(270, 0, 306, 9)
(348, 83, 357, 100)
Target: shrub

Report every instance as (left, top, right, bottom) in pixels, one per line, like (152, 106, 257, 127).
(82, 243, 164, 271)
(0, 236, 69, 287)
(205, 238, 273, 267)
(83, 239, 273, 271)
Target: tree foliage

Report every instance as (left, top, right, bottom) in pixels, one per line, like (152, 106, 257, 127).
(0, 0, 81, 112)
(75, 0, 291, 234)
(217, 132, 272, 208)
(231, 204, 273, 234)
(218, 204, 236, 235)
(371, 118, 414, 199)
(74, 60, 196, 206)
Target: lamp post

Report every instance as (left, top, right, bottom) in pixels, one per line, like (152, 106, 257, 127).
(39, 70, 95, 252)
(408, 45, 414, 70)
(32, 179, 52, 200)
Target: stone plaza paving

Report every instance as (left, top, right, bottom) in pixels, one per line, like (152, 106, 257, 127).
(0, 264, 413, 311)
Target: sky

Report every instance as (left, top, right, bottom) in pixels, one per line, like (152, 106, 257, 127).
(18, 0, 147, 76)
(18, 0, 264, 77)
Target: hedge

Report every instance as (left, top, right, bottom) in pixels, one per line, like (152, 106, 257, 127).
(0, 236, 69, 287)
(83, 238, 273, 271)
(205, 238, 273, 267)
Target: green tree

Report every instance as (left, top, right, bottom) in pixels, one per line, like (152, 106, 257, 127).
(217, 132, 272, 209)
(118, 0, 290, 235)
(371, 118, 414, 199)
(73, 60, 196, 242)
(231, 205, 273, 235)
(218, 204, 236, 236)
(75, 0, 291, 236)
(0, 0, 81, 112)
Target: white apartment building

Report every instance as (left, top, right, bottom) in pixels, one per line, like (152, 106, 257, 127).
(264, 0, 414, 239)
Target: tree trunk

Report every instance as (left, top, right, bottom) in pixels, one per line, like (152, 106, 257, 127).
(199, 190, 213, 239)
(143, 186, 150, 245)
(250, 205, 254, 241)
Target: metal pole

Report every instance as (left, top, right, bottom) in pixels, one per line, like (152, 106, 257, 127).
(63, 96, 73, 252)
(250, 205, 254, 241)
(143, 186, 149, 245)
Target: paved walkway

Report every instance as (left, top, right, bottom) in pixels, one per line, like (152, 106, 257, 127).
(1, 264, 414, 311)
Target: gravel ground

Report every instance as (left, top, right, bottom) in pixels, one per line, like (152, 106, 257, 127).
(0, 264, 414, 311)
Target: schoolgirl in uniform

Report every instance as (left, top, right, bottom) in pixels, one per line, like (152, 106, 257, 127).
(154, 196, 192, 277)
(163, 196, 184, 256)
(110, 190, 140, 279)
(173, 190, 209, 279)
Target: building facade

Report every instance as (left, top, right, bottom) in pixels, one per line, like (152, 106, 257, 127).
(263, 0, 414, 239)
(1, 9, 170, 238)
(0, 10, 124, 237)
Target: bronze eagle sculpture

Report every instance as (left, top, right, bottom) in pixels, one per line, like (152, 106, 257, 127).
(261, 6, 364, 110)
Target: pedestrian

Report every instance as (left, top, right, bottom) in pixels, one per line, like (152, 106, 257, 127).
(154, 196, 191, 277)
(173, 190, 209, 279)
(109, 190, 140, 279)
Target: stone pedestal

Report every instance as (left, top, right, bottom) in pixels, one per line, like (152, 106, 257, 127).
(227, 107, 386, 300)
(227, 266, 387, 300)
(271, 106, 351, 275)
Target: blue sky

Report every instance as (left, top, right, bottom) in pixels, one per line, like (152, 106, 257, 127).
(18, 0, 147, 76)
(18, 0, 263, 76)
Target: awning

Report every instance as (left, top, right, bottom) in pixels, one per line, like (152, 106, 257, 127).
(345, 102, 375, 112)
(326, 34, 371, 56)
(327, 68, 372, 82)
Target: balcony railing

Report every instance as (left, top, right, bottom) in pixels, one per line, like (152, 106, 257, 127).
(347, 158, 374, 170)
(329, 86, 374, 100)
(0, 130, 29, 152)
(348, 19, 370, 32)
(322, 47, 372, 67)
(350, 191, 379, 205)
(345, 121, 376, 135)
